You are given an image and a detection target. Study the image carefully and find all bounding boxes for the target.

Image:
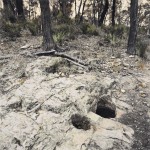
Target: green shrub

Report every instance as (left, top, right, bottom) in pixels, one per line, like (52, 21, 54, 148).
(136, 38, 149, 58)
(56, 11, 72, 24)
(138, 27, 147, 34)
(101, 24, 128, 39)
(80, 22, 99, 35)
(26, 18, 41, 36)
(87, 24, 99, 36)
(110, 24, 128, 39)
(53, 24, 70, 34)
(53, 23, 81, 41)
(2, 21, 21, 38)
(53, 32, 65, 44)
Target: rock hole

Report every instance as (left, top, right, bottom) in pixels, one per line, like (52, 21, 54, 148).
(95, 99, 116, 118)
(71, 114, 91, 130)
(96, 106, 116, 118)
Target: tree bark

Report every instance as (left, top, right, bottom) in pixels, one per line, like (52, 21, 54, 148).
(75, 0, 77, 16)
(127, 0, 138, 55)
(92, 0, 96, 24)
(98, 0, 109, 26)
(78, 0, 83, 17)
(97, 0, 103, 26)
(39, 0, 56, 51)
(2, 0, 16, 22)
(112, 0, 116, 26)
(147, 13, 150, 36)
(79, 0, 87, 23)
(58, 0, 66, 16)
(15, 0, 25, 20)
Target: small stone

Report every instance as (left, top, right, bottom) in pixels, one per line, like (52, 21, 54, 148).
(123, 62, 129, 67)
(139, 91, 147, 98)
(129, 55, 135, 58)
(21, 44, 30, 49)
(121, 89, 126, 93)
(111, 56, 116, 59)
(140, 83, 147, 88)
(139, 113, 143, 116)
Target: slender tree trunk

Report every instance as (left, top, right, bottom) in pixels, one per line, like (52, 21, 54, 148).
(98, 0, 109, 26)
(2, 0, 16, 22)
(147, 14, 150, 36)
(97, 0, 103, 26)
(58, 0, 65, 16)
(127, 0, 138, 54)
(92, 0, 96, 24)
(112, 0, 116, 26)
(79, 0, 87, 23)
(75, 0, 77, 16)
(39, 0, 56, 51)
(78, 0, 83, 16)
(15, 0, 25, 20)
(0, 8, 2, 29)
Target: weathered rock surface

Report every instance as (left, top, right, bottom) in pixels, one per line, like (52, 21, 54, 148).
(0, 57, 134, 150)
(1, 34, 150, 149)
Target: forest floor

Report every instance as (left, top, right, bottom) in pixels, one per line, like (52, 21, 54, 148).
(0, 33, 150, 150)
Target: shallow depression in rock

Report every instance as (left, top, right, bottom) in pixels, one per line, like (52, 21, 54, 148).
(71, 114, 91, 130)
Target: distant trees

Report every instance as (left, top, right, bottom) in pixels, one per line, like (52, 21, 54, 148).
(127, 0, 138, 54)
(1, 0, 149, 55)
(58, 0, 74, 23)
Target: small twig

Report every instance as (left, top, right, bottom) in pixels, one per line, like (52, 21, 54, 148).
(27, 94, 55, 113)
(66, 58, 88, 69)
(0, 55, 12, 60)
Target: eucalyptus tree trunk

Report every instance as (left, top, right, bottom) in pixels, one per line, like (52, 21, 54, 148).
(98, 0, 109, 26)
(92, 0, 96, 24)
(39, 0, 56, 51)
(112, 0, 116, 26)
(147, 14, 150, 37)
(75, 0, 77, 16)
(15, 0, 25, 20)
(58, 0, 66, 16)
(127, 0, 138, 54)
(2, 0, 16, 22)
(79, 0, 87, 23)
(78, 0, 83, 16)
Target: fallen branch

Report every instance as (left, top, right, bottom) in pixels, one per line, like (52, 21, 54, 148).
(54, 52, 88, 66)
(34, 49, 56, 56)
(35, 50, 89, 68)
(65, 58, 87, 69)
(0, 55, 12, 60)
